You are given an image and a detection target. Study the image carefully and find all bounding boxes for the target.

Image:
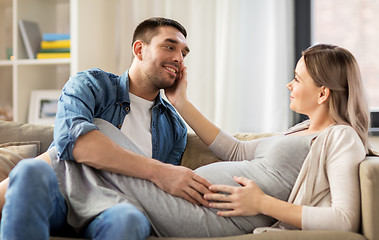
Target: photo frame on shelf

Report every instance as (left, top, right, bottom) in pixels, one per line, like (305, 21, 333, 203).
(28, 90, 61, 125)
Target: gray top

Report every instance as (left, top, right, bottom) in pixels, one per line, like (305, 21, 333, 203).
(51, 121, 317, 237)
(197, 132, 316, 202)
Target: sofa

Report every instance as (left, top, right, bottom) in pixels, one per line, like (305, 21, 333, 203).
(0, 120, 378, 240)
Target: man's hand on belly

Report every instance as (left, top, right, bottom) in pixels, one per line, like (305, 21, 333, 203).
(151, 164, 212, 206)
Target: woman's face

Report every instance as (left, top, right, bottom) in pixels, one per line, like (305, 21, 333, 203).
(287, 57, 322, 116)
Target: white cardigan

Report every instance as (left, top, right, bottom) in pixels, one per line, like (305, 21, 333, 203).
(255, 121, 366, 232)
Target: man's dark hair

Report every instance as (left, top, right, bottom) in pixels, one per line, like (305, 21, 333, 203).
(132, 17, 187, 46)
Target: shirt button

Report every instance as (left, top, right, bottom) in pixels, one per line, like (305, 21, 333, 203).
(118, 124, 122, 129)
(125, 107, 130, 111)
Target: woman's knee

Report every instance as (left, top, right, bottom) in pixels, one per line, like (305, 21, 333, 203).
(9, 159, 55, 185)
(4, 159, 59, 213)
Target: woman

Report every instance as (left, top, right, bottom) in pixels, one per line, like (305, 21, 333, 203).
(160, 43, 370, 235)
(1, 44, 371, 238)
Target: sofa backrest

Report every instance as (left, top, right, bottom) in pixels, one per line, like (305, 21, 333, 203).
(0, 121, 54, 153)
(181, 132, 279, 169)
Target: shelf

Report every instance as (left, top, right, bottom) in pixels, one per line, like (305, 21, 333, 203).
(0, 60, 13, 66)
(0, 0, 12, 61)
(7, 0, 71, 123)
(16, 58, 70, 65)
(0, 58, 71, 66)
(1, 0, 116, 123)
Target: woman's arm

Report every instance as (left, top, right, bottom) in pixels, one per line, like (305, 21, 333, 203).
(0, 177, 8, 212)
(165, 67, 262, 161)
(204, 176, 303, 228)
(165, 67, 220, 146)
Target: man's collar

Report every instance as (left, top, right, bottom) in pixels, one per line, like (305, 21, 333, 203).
(154, 91, 168, 112)
(121, 70, 167, 112)
(118, 70, 130, 105)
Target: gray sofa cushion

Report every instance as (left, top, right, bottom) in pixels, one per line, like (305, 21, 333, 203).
(0, 121, 54, 152)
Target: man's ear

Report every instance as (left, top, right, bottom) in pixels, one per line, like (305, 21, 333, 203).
(318, 86, 330, 104)
(132, 40, 143, 60)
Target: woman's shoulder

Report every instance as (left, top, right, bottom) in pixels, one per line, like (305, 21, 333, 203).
(319, 124, 365, 155)
(325, 124, 358, 137)
(287, 121, 361, 143)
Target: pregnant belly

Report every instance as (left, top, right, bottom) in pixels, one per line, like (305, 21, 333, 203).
(194, 160, 292, 201)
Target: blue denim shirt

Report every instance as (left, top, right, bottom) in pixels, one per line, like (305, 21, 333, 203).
(51, 68, 187, 165)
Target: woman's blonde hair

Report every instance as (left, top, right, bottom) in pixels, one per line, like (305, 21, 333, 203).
(303, 44, 371, 153)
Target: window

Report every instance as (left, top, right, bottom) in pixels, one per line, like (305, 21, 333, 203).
(312, 0, 379, 131)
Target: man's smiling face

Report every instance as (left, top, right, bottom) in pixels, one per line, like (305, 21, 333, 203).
(140, 26, 190, 90)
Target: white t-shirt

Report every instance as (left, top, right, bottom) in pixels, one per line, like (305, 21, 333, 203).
(121, 93, 154, 157)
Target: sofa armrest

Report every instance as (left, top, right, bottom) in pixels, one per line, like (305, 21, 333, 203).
(360, 156, 379, 240)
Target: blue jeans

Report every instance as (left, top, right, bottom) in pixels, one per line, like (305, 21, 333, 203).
(83, 203, 151, 239)
(0, 159, 151, 240)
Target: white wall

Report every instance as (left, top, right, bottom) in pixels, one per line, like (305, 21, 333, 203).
(113, 0, 295, 133)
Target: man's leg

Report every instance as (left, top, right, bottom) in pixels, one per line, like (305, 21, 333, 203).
(1, 159, 68, 240)
(84, 203, 151, 240)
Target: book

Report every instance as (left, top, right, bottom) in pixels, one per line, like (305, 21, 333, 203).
(39, 48, 70, 53)
(18, 20, 42, 59)
(41, 40, 70, 49)
(36, 52, 70, 59)
(43, 33, 70, 41)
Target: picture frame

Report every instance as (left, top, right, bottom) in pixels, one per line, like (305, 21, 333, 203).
(28, 90, 61, 125)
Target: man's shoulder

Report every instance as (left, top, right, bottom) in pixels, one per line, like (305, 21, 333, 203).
(69, 68, 124, 92)
(76, 68, 119, 80)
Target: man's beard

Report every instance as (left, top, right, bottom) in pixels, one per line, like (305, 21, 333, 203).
(148, 74, 177, 90)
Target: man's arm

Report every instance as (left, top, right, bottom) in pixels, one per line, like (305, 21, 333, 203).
(73, 129, 211, 206)
(55, 70, 211, 205)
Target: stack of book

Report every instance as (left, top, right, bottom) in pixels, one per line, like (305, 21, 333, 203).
(36, 33, 70, 59)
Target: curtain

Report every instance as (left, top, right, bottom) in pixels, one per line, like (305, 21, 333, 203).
(115, 0, 294, 133)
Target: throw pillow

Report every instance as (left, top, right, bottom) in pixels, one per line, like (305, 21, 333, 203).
(0, 141, 40, 181)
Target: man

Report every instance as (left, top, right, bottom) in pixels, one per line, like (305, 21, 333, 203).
(0, 17, 211, 240)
